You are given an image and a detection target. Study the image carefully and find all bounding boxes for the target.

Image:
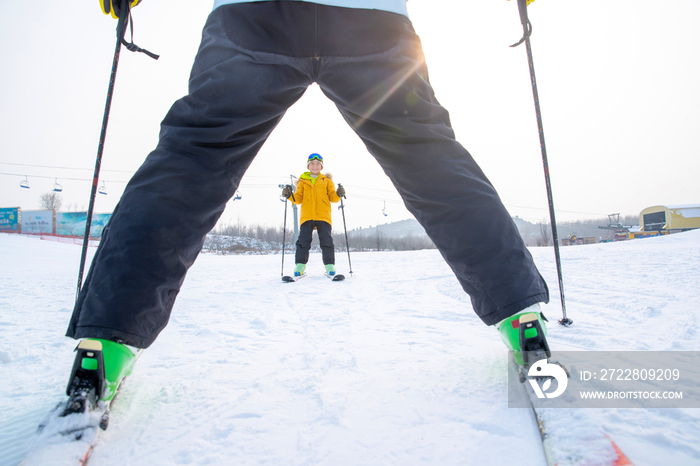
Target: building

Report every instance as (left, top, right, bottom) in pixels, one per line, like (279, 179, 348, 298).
(639, 205, 700, 233)
(563, 234, 597, 246)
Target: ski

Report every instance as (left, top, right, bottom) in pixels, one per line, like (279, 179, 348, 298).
(325, 273, 345, 281)
(282, 273, 306, 282)
(21, 396, 115, 465)
(512, 355, 633, 466)
(281, 273, 344, 282)
(511, 317, 633, 466)
(20, 341, 141, 466)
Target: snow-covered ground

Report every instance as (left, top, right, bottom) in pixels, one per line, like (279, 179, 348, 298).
(1, 230, 699, 465)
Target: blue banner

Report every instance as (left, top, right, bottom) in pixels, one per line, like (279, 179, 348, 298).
(56, 212, 112, 238)
(22, 210, 53, 234)
(0, 208, 20, 231)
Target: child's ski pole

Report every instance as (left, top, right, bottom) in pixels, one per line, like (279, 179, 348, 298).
(281, 189, 289, 278)
(337, 184, 353, 276)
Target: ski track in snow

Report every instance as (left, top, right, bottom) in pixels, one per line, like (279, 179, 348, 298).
(1, 231, 699, 465)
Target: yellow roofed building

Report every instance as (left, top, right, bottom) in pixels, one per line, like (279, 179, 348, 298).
(640, 205, 700, 232)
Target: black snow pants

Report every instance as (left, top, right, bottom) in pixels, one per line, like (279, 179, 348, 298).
(67, 2, 549, 348)
(295, 220, 335, 266)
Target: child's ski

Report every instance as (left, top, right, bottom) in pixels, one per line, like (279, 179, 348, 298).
(282, 273, 306, 282)
(282, 273, 344, 282)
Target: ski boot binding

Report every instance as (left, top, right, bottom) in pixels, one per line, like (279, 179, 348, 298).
(499, 309, 551, 377)
(63, 339, 137, 419)
(63, 340, 106, 417)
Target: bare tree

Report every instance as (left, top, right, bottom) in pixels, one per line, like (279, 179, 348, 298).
(39, 192, 63, 212)
(537, 222, 552, 247)
(375, 227, 385, 251)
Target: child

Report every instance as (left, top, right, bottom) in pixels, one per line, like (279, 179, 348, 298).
(282, 153, 346, 276)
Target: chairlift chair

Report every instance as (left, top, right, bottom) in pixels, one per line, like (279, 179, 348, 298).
(382, 201, 388, 217)
(53, 178, 63, 192)
(98, 181, 107, 195)
(233, 191, 242, 201)
(19, 176, 30, 189)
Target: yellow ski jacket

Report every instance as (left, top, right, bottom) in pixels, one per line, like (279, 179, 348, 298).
(290, 172, 341, 225)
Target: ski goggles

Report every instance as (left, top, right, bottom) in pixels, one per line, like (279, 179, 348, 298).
(307, 153, 323, 163)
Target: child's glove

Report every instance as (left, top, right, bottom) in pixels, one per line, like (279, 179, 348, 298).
(336, 185, 346, 197)
(281, 185, 293, 198)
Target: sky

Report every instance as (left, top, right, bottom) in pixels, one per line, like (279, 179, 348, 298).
(1, 0, 699, 231)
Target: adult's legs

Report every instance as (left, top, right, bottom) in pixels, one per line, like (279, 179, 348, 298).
(67, 5, 315, 348)
(314, 10, 548, 325)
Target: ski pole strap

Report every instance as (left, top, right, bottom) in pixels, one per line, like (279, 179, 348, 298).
(116, 3, 159, 60)
(510, 0, 532, 48)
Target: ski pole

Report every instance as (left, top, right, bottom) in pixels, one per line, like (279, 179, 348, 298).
(75, 24, 122, 301)
(281, 199, 288, 278)
(76, 1, 158, 301)
(511, 0, 572, 326)
(280, 185, 290, 278)
(337, 184, 353, 276)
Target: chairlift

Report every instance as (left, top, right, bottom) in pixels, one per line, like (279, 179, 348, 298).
(53, 178, 63, 193)
(98, 181, 107, 195)
(19, 176, 30, 189)
(233, 191, 242, 201)
(382, 201, 388, 217)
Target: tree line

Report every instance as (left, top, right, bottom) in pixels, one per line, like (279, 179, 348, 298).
(527, 214, 640, 247)
(207, 213, 641, 254)
(205, 221, 435, 254)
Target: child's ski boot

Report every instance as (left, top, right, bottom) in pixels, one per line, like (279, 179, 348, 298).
(325, 264, 336, 276)
(294, 263, 306, 277)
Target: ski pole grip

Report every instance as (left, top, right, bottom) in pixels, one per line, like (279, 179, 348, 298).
(510, 0, 532, 48)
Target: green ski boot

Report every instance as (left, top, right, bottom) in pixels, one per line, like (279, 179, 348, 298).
(64, 339, 138, 415)
(325, 264, 336, 276)
(498, 307, 550, 366)
(294, 263, 306, 277)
